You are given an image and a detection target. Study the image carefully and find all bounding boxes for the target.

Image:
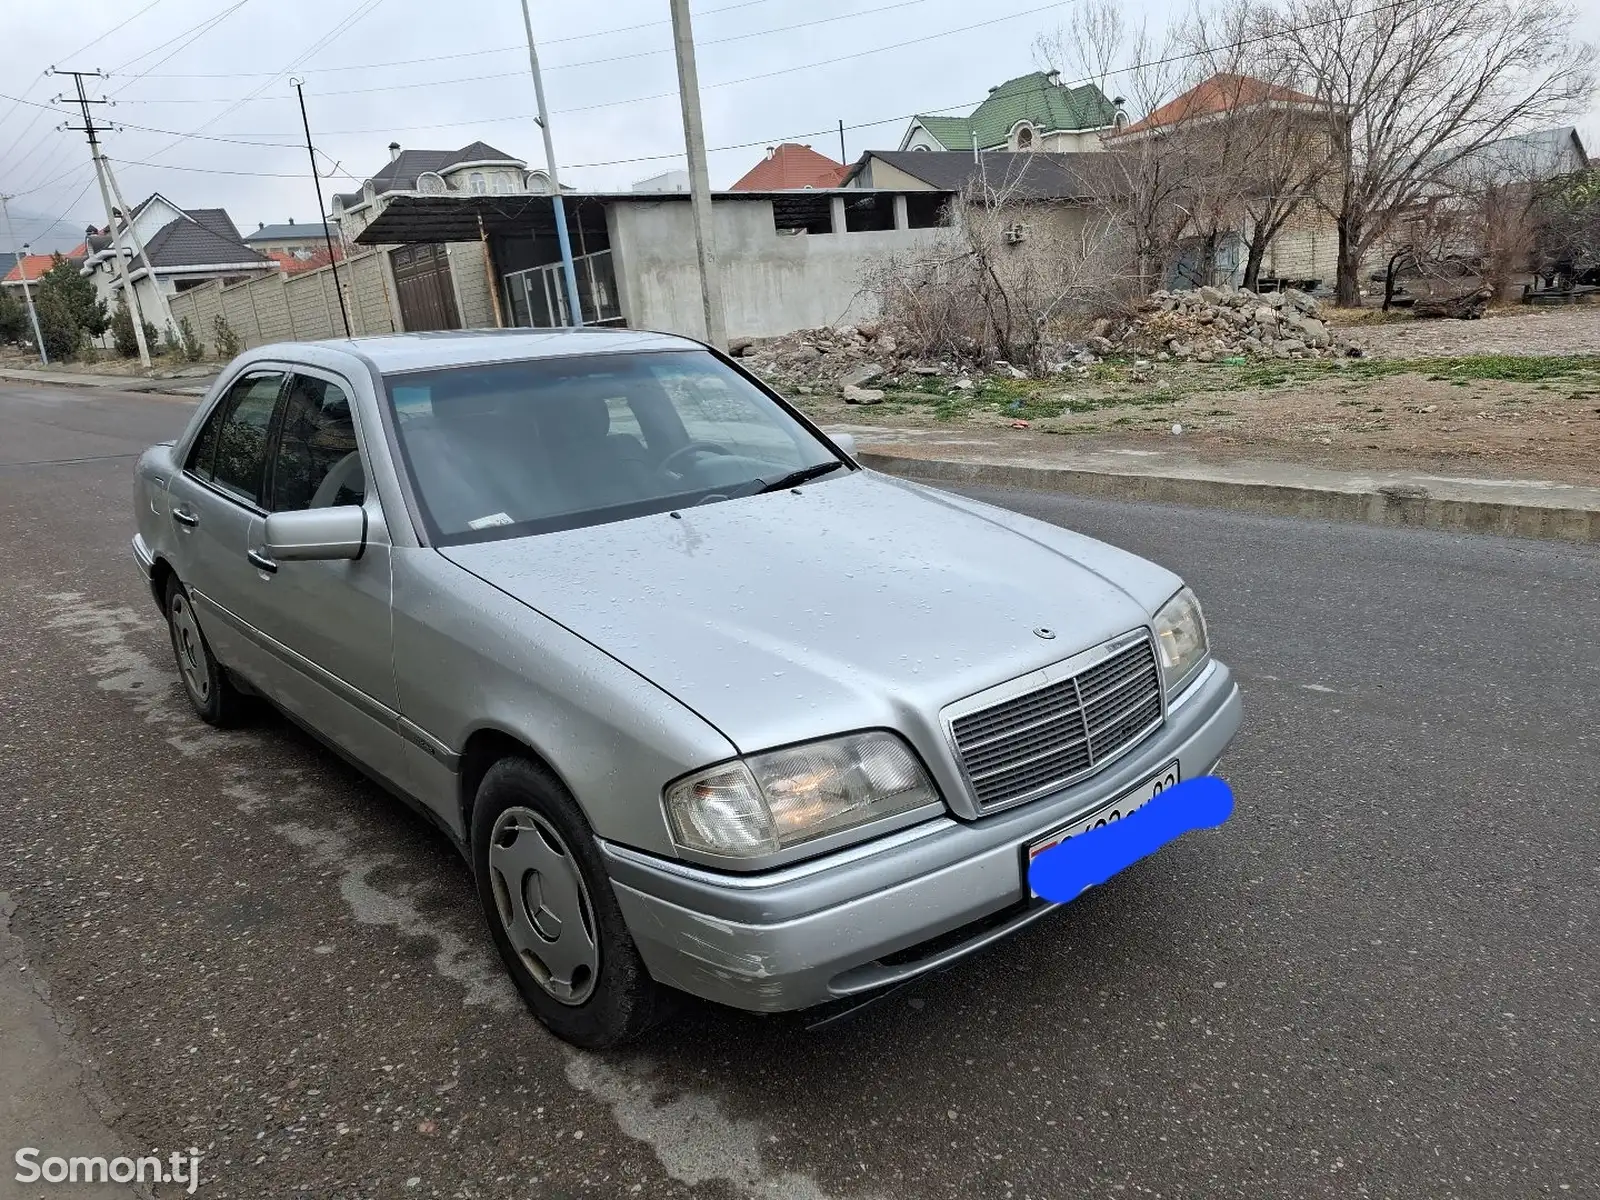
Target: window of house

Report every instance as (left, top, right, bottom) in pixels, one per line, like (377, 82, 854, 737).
(771, 194, 833, 234)
(844, 195, 895, 233)
(493, 173, 514, 194)
(187, 370, 285, 504)
(905, 193, 949, 229)
(469, 172, 487, 195)
(1015, 125, 1035, 150)
(268, 375, 365, 511)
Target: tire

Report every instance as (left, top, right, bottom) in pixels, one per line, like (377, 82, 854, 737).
(471, 756, 669, 1048)
(165, 576, 249, 727)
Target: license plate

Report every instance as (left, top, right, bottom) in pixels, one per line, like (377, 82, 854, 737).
(1025, 760, 1181, 897)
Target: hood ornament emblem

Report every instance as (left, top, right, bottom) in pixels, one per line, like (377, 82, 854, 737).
(1033, 626, 1056, 640)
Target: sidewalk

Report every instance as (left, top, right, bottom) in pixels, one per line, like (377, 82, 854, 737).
(834, 424, 1600, 544)
(0, 367, 215, 397)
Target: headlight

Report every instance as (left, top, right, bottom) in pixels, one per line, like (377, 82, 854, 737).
(1153, 585, 1208, 694)
(664, 731, 939, 859)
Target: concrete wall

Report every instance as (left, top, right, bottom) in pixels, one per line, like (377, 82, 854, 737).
(853, 159, 941, 191)
(165, 248, 402, 356)
(447, 241, 497, 329)
(607, 197, 951, 339)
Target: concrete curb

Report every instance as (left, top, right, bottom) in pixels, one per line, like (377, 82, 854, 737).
(0, 370, 212, 397)
(858, 451, 1600, 545)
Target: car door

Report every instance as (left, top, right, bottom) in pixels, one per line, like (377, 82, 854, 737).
(165, 367, 287, 688)
(232, 369, 406, 791)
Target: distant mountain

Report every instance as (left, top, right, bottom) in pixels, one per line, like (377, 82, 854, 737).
(2, 203, 94, 255)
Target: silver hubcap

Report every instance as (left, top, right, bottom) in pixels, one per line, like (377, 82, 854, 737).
(170, 594, 212, 702)
(488, 807, 599, 1005)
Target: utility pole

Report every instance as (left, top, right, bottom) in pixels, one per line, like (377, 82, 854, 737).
(517, 0, 584, 328)
(291, 79, 352, 338)
(668, 0, 727, 350)
(0, 196, 48, 364)
(839, 119, 847, 167)
(53, 67, 153, 367)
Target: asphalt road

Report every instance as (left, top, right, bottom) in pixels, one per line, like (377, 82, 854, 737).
(2, 381, 1597, 1200)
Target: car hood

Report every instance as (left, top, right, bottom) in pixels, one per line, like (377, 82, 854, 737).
(441, 470, 1182, 753)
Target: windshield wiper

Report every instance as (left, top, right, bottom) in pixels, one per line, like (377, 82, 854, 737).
(750, 460, 847, 495)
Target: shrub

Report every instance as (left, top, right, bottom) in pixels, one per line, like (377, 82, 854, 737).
(112, 302, 164, 358)
(212, 312, 244, 358)
(177, 316, 205, 361)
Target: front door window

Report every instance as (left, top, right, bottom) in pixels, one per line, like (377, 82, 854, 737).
(188, 370, 285, 504)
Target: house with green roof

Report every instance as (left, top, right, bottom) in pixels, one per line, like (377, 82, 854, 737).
(899, 71, 1123, 154)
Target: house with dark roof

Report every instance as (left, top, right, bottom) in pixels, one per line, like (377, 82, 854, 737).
(900, 71, 1122, 154)
(80, 193, 275, 331)
(243, 219, 340, 258)
(331, 141, 553, 242)
(730, 143, 849, 191)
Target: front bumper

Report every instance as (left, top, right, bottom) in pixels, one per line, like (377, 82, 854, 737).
(602, 659, 1243, 1012)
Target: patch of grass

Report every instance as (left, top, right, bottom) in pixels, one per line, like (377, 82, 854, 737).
(1112, 415, 1137, 425)
(1204, 408, 1235, 416)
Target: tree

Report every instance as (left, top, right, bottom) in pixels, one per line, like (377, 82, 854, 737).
(1037, 0, 1191, 293)
(1532, 168, 1600, 284)
(1182, 2, 1338, 290)
(34, 288, 83, 361)
(36, 252, 108, 340)
(1271, 0, 1595, 306)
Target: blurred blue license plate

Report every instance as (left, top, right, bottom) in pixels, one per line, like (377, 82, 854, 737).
(1025, 760, 1180, 897)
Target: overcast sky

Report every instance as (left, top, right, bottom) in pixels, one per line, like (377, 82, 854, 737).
(2, 0, 1597, 253)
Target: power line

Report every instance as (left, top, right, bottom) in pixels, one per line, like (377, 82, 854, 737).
(128, 0, 795, 79)
(109, 0, 255, 79)
(117, 0, 951, 105)
(62, 0, 171, 64)
(113, 1, 1068, 141)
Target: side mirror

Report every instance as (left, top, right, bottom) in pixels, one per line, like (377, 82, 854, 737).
(264, 506, 368, 562)
(832, 432, 857, 459)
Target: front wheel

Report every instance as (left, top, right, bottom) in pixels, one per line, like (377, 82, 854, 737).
(471, 756, 669, 1048)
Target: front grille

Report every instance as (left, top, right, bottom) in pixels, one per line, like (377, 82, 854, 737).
(950, 637, 1163, 809)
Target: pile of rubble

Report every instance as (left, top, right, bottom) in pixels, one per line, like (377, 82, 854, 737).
(1089, 285, 1363, 362)
(728, 286, 1364, 403)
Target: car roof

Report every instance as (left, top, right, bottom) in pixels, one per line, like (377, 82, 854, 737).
(257, 328, 706, 374)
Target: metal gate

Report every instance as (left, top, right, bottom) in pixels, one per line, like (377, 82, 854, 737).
(391, 244, 460, 332)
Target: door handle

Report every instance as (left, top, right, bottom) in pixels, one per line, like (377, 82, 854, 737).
(172, 506, 199, 528)
(247, 548, 279, 574)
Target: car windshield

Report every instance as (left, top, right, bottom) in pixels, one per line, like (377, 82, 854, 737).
(382, 349, 846, 543)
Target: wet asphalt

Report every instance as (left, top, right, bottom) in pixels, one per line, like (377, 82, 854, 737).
(1, 381, 1596, 1199)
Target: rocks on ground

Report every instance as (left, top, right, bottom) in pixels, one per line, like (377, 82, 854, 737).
(730, 286, 1366, 396)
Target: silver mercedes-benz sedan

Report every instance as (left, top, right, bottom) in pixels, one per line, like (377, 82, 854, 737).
(131, 329, 1241, 1047)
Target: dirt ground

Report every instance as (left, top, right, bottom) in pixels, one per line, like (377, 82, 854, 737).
(1333, 304, 1600, 358)
(782, 311, 1600, 486)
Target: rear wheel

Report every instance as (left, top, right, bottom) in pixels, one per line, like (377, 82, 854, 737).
(165, 576, 248, 727)
(471, 756, 669, 1048)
